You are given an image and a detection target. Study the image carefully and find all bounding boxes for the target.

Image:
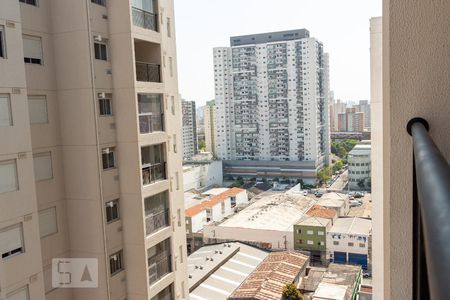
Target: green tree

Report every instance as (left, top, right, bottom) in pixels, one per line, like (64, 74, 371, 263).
(332, 160, 344, 173)
(198, 140, 206, 151)
(317, 165, 332, 184)
(282, 283, 303, 300)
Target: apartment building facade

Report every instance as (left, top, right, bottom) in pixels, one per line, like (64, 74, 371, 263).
(337, 107, 365, 132)
(0, 0, 188, 299)
(203, 100, 216, 155)
(181, 99, 197, 160)
(214, 29, 330, 181)
(354, 100, 370, 130)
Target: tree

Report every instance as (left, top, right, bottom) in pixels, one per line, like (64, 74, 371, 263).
(282, 283, 303, 300)
(332, 160, 344, 173)
(198, 140, 206, 151)
(317, 165, 332, 184)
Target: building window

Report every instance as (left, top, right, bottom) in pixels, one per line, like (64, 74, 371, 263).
(151, 285, 172, 300)
(23, 35, 43, 64)
(19, 0, 37, 5)
(318, 231, 324, 236)
(177, 209, 181, 227)
(179, 245, 183, 263)
(173, 134, 177, 153)
(169, 57, 173, 77)
(319, 241, 325, 246)
(91, 0, 106, 6)
(6, 286, 29, 300)
(298, 239, 303, 244)
(171, 96, 175, 115)
(348, 242, 354, 247)
(166, 17, 171, 37)
(359, 243, 366, 248)
(0, 159, 18, 193)
(33, 152, 53, 181)
(98, 94, 112, 116)
(307, 240, 314, 245)
(0, 26, 5, 58)
(175, 171, 179, 190)
(102, 147, 116, 170)
(0, 224, 24, 259)
(306, 230, 313, 235)
(297, 229, 302, 234)
(105, 200, 120, 223)
(94, 42, 108, 61)
(0, 94, 12, 127)
(38, 207, 57, 238)
(333, 241, 339, 246)
(28, 95, 48, 124)
(109, 250, 123, 275)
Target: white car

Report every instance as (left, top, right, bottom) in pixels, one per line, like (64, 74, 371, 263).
(303, 191, 308, 196)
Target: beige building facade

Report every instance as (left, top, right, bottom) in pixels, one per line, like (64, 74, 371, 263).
(0, 0, 188, 299)
(203, 100, 215, 156)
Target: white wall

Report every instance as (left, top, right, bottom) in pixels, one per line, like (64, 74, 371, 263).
(234, 190, 248, 206)
(183, 161, 223, 192)
(191, 211, 207, 233)
(326, 232, 369, 259)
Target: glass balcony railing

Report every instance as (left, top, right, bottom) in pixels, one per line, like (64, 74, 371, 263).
(132, 7, 158, 31)
(145, 209, 169, 236)
(148, 253, 171, 285)
(136, 62, 161, 83)
(139, 113, 164, 134)
(142, 162, 166, 185)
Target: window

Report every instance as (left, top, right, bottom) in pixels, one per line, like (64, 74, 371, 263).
(359, 243, 366, 248)
(333, 241, 339, 246)
(0, 26, 5, 58)
(348, 242, 354, 247)
(94, 42, 108, 61)
(171, 96, 175, 115)
(0, 159, 18, 193)
(306, 230, 313, 235)
(307, 240, 314, 245)
(19, 0, 37, 5)
(6, 286, 29, 300)
(91, 0, 106, 6)
(318, 231, 324, 236)
(169, 57, 173, 77)
(175, 171, 179, 190)
(109, 250, 123, 275)
(106, 200, 120, 223)
(102, 147, 116, 170)
(23, 35, 43, 64)
(0, 224, 24, 259)
(33, 152, 53, 181)
(177, 209, 181, 227)
(166, 17, 171, 37)
(297, 229, 302, 234)
(0, 94, 12, 127)
(173, 134, 177, 153)
(38, 207, 57, 238)
(319, 241, 325, 246)
(179, 245, 183, 263)
(298, 239, 303, 244)
(98, 94, 112, 116)
(28, 95, 48, 124)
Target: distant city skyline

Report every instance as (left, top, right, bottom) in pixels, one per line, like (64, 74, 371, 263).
(174, 0, 381, 106)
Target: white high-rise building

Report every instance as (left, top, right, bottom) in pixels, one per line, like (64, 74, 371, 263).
(182, 100, 197, 159)
(213, 29, 330, 182)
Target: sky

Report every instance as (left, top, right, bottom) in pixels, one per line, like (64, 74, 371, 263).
(174, 0, 382, 107)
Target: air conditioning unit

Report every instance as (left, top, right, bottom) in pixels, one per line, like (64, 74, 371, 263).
(94, 35, 103, 42)
(98, 92, 106, 98)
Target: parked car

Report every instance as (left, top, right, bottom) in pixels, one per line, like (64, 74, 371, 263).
(314, 191, 323, 198)
(303, 190, 308, 196)
(350, 200, 362, 207)
(363, 272, 372, 278)
(354, 192, 364, 198)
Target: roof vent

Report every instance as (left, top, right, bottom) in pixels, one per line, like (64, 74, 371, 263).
(199, 266, 204, 270)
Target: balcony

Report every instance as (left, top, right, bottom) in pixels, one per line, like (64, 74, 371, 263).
(142, 162, 166, 185)
(148, 239, 171, 285)
(141, 144, 166, 186)
(138, 94, 164, 134)
(136, 62, 161, 82)
(132, 7, 158, 31)
(145, 191, 170, 236)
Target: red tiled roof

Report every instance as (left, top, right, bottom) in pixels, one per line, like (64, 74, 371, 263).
(229, 251, 309, 300)
(307, 205, 337, 219)
(185, 188, 245, 217)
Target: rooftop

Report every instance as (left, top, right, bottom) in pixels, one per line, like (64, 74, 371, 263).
(329, 217, 372, 236)
(188, 242, 269, 300)
(349, 144, 371, 156)
(219, 191, 316, 231)
(230, 29, 310, 47)
(229, 251, 309, 300)
(296, 216, 331, 227)
(307, 205, 337, 219)
(313, 282, 347, 300)
(203, 187, 230, 196)
(320, 264, 362, 299)
(185, 188, 245, 217)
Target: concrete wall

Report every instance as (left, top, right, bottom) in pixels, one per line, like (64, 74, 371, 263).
(234, 190, 248, 206)
(182, 161, 223, 192)
(373, 1, 450, 298)
(326, 233, 369, 259)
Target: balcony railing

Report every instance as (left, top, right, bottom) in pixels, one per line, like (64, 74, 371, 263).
(136, 62, 161, 82)
(407, 118, 450, 300)
(132, 7, 158, 31)
(142, 162, 166, 185)
(139, 113, 164, 134)
(148, 254, 171, 285)
(145, 209, 169, 236)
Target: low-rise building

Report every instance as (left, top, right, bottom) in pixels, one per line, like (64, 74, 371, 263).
(188, 242, 269, 300)
(312, 264, 362, 300)
(203, 190, 316, 250)
(316, 193, 349, 217)
(229, 251, 310, 300)
(327, 218, 372, 270)
(185, 188, 247, 253)
(348, 143, 371, 190)
(294, 217, 332, 263)
(183, 160, 223, 191)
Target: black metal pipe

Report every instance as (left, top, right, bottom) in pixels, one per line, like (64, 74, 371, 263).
(408, 118, 450, 299)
